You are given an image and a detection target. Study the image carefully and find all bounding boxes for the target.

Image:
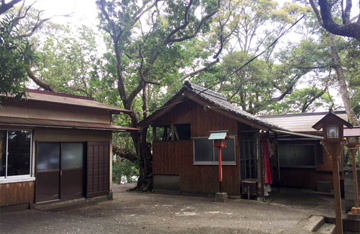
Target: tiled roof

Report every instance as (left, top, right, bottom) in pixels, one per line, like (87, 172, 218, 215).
(259, 111, 348, 133)
(183, 81, 283, 130)
(1, 89, 131, 114)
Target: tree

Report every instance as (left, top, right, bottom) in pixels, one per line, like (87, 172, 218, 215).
(309, 0, 359, 124)
(97, 0, 222, 190)
(309, 0, 360, 42)
(29, 25, 101, 96)
(193, 0, 311, 114)
(268, 87, 333, 114)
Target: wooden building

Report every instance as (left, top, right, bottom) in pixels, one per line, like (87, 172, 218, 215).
(139, 81, 348, 196)
(0, 89, 138, 209)
(260, 112, 348, 190)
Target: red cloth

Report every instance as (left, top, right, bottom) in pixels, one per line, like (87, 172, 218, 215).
(262, 136, 272, 184)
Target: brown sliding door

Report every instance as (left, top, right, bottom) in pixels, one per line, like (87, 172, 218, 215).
(87, 141, 110, 198)
(36, 142, 85, 203)
(60, 143, 84, 200)
(36, 143, 60, 203)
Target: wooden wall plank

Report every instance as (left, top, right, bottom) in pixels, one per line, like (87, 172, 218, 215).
(153, 140, 240, 195)
(0, 182, 34, 207)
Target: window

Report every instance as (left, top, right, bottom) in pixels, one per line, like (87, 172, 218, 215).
(193, 137, 235, 165)
(0, 130, 32, 178)
(278, 143, 315, 168)
(154, 124, 191, 141)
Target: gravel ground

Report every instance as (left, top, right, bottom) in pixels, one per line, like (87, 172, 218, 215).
(0, 184, 313, 234)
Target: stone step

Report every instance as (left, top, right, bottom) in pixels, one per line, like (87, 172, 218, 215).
(316, 223, 335, 234)
(301, 215, 325, 232)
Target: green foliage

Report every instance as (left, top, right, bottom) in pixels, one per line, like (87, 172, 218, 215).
(32, 25, 100, 96)
(268, 87, 333, 114)
(112, 157, 139, 184)
(343, 39, 360, 118)
(0, 14, 31, 97)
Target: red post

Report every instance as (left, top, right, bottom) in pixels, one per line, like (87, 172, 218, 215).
(218, 147, 222, 192)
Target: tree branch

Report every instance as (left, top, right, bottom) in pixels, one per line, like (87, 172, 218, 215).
(309, 0, 323, 25)
(27, 66, 55, 92)
(112, 144, 138, 163)
(272, 73, 305, 101)
(301, 86, 327, 112)
(343, 0, 352, 24)
(164, 0, 194, 44)
(317, 0, 360, 41)
(126, 83, 145, 110)
(168, 0, 220, 43)
(0, 0, 22, 15)
(137, 21, 160, 86)
(181, 58, 219, 80)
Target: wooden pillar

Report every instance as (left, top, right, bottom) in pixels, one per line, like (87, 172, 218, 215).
(326, 142, 344, 234)
(349, 147, 359, 208)
(259, 133, 265, 202)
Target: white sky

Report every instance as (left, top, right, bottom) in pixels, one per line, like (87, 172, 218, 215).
(28, 0, 99, 28)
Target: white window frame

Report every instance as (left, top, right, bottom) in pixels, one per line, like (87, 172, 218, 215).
(0, 129, 34, 184)
(193, 136, 236, 166)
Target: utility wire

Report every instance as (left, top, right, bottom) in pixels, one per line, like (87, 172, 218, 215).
(228, 14, 305, 101)
(144, 15, 305, 115)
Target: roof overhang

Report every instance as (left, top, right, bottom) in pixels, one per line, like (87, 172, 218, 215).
(1, 90, 132, 115)
(0, 116, 139, 132)
(344, 126, 360, 137)
(270, 128, 323, 140)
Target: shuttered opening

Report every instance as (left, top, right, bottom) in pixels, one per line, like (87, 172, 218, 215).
(87, 141, 110, 198)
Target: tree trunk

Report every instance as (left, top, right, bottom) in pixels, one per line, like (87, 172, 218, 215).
(329, 33, 358, 125)
(134, 127, 152, 191)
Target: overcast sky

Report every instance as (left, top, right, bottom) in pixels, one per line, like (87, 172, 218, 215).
(28, 0, 99, 28)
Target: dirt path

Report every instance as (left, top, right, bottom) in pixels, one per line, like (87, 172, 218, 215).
(0, 184, 312, 234)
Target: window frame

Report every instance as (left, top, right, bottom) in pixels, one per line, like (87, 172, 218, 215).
(192, 136, 236, 166)
(0, 129, 34, 183)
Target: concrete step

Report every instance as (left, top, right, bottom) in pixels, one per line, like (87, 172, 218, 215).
(302, 215, 325, 232)
(33, 196, 107, 212)
(316, 223, 335, 234)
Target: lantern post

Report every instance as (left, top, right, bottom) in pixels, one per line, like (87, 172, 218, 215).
(346, 134, 360, 215)
(312, 110, 353, 234)
(209, 130, 229, 195)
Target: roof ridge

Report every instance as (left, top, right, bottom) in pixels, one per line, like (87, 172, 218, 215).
(184, 81, 227, 101)
(25, 88, 94, 100)
(259, 110, 347, 118)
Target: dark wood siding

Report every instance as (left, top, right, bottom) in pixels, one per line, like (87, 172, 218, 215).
(152, 100, 241, 195)
(0, 181, 34, 207)
(87, 141, 110, 198)
(279, 168, 333, 189)
(153, 140, 240, 195)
